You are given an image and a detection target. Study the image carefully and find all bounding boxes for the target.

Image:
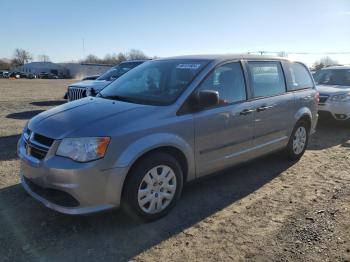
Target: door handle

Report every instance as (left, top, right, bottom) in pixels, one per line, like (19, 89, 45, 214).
(240, 109, 255, 115)
(256, 105, 274, 112)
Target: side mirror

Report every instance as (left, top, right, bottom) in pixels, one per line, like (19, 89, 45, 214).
(195, 90, 219, 108)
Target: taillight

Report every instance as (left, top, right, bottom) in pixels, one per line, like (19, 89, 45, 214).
(315, 91, 320, 103)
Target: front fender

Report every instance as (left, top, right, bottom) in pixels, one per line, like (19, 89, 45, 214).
(114, 133, 196, 181)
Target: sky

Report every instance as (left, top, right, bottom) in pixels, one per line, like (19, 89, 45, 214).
(1, 0, 349, 65)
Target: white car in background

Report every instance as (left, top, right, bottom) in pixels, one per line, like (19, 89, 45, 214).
(315, 66, 350, 122)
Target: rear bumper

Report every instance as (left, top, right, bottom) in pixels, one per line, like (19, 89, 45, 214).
(18, 136, 129, 215)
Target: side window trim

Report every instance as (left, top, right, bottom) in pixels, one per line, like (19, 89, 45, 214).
(245, 60, 287, 100)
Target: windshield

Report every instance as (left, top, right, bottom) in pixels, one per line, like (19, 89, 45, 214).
(97, 62, 142, 81)
(99, 59, 209, 105)
(314, 69, 350, 86)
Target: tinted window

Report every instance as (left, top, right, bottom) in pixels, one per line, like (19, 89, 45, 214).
(197, 62, 246, 105)
(314, 69, 350, 86)
(99, 59, 209, 105)
(248, 61, 286, 98)
(288, 62, 313, 90)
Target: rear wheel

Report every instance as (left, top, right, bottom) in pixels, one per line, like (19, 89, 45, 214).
(285, 120, 309, 160)
(122, 152, 183, 221)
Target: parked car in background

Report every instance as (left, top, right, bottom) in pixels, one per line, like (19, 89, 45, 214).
(0, 71, 9, 78)
(27, 73, 37, 79)
(9, 72, 27, 79)
(65, 60, 147, 101)
(82, 75, 100, 81)
(18, 55, 318, 221)
(38, 72, 59, 79)
(315, 66, 350, 121)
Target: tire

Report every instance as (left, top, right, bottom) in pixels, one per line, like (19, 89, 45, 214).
(285, 120, 310, 160)
(122, 152, 183, 221)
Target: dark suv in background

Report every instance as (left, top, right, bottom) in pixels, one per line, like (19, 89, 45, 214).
(65, 60, 147, 101)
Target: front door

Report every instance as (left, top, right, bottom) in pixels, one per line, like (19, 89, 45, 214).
(194, 62, 254, 177)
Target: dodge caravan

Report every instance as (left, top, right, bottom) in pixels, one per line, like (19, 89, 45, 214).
(18, 55, 318, 220)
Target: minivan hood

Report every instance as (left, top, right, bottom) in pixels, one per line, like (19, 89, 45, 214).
(316, 84, 350, 95)
(28, 97, 155, 139)
(69, 80, 112, 91)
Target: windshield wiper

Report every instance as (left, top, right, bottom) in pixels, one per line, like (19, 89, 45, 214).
(99, 94, 140, 104)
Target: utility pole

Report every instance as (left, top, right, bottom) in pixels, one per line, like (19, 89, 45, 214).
(82, 37, 85, 59)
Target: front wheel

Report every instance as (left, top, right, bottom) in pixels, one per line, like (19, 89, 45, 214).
(285, 120, 309, 160)
(122, 152, 183, 221)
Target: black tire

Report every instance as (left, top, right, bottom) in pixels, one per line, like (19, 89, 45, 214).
(285, 120, 310, 160)
(122, 152, 183, 221)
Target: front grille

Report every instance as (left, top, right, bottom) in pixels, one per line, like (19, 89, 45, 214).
(29, 146, 47, 159)
(24, 176, 80, 207)
(319, 94, 329, 104)
(33, 133, 54, 147)
(23, 130, 54, 160)
(68, 87, 86, 101)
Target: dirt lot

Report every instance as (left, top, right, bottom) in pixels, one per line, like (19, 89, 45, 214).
(0, 79, 349, 262)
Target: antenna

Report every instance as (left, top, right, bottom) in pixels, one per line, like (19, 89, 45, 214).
(82, 37, 85, 58)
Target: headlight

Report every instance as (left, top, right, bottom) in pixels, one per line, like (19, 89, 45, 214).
(330, 92, 350, 102)
(22, 122, 30, 140)
(56, 137, 110, 162)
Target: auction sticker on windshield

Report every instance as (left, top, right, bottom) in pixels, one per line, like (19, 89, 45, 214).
(176, 64, 202, 70)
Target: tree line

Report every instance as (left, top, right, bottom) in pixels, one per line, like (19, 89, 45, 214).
(81, 49, 154, 65)
(0, 48, 153, 70)
(0, 48, 341, 71)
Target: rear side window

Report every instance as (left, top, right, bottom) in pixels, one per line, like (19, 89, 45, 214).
(288, 62, 314, 90)
(248, 61, 286, 98)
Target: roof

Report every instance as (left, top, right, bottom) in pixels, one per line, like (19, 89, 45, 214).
(321, 65, 350, 70)
(21, 61, 65, 69)
(120, 59, 150, 64)
(156, 54, 290, 62)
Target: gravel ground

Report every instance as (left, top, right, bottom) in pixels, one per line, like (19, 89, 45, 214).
(0, 79, 349, 262)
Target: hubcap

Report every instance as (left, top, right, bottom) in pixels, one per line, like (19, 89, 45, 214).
(293, 126, 307, 155)
(137, 165, 177, 214)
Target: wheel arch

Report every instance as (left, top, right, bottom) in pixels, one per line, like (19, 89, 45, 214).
(121, 145, 190, 202)
(115, 133, 195, 196)
(294, 107, 312, 132)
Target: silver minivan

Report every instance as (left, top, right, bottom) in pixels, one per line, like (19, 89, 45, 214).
(18, 55, 318, 220)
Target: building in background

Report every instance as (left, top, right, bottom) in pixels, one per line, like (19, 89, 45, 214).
(14, 62, 68, 77)
(12, 62, 113, 79)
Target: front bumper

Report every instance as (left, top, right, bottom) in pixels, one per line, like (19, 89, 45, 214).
(318, 101, 350, 121)
(18, 136, 129, 215)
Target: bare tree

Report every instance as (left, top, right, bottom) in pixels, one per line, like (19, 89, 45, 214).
(103, 53, 118, 64)
(12, 48, 33, 66)
(0, 58, 11, 70)
(83, 54, 100, 64)
(117, 52, 127, 63)
(37, 54, 50, 62)
(127, 49, 148, 60)
(312, 56, 338, 71)
(81, 49, 150, 65)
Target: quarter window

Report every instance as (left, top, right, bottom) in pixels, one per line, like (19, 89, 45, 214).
(197, 62, 246, 106)
(288, 62, 313, 90)
(248, 61, 286, 98)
